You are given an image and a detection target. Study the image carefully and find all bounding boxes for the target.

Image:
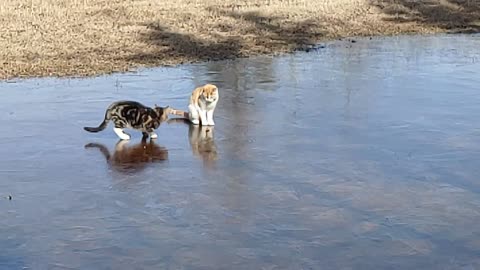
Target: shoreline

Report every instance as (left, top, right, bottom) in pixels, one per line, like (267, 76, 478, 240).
(1, 0, 478, 81)
(4, 32, 474, 83)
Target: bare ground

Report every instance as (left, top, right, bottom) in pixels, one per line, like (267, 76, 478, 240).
(1, 0, 479, 80)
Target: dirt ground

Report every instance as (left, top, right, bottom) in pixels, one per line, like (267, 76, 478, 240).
(1, 0, 478, 79)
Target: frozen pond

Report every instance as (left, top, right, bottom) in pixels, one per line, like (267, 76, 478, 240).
(1, 34, 480, 269)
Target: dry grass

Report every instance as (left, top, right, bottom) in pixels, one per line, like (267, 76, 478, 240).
(0, 0, 478, 79)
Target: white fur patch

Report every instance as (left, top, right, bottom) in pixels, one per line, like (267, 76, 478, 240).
(114, 128, 131, 140)
(206, 110, 215, 126)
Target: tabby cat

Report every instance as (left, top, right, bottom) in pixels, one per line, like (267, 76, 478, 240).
(84, 101, 171, 140)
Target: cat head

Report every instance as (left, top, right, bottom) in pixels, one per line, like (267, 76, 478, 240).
(154, 105, 171, 122)
(201, 84, 218, 103)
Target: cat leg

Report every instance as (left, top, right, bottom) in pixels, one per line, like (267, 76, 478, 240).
(141, 134, 148, 143)
(113, 127, 131, 140)
(189, 104, 200, 125)
(144, 128, 158, 139)
(206, 109, 215, 126)
(149, 132, 158, 139)
(198, 109, 208, 126)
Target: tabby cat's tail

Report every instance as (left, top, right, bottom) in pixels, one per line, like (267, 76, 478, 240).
(84, 119, 108, 132)
(84, 110, 111, 132)
(84, 103, 117, 132)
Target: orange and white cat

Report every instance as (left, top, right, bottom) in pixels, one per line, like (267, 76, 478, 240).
(188, 84, 219, 126)
(168, 84, 219, 125)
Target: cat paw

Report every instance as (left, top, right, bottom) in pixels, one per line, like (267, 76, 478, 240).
(118, 134, 131, 140)
(114, 128, 130, 140)
(150, 132, 158, 139)
(191, 119, 200, 125)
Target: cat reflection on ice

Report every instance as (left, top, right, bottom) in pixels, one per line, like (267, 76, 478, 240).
(84, 122, 218, 172)
(167, 118, 218, 169)
(188, 124, 218, 169)
(84, 138, 168, 174)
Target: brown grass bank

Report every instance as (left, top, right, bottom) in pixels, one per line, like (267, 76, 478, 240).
(1, 0, 479, 80)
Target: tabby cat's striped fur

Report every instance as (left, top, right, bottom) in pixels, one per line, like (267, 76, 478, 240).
(84, 101, 171, 140)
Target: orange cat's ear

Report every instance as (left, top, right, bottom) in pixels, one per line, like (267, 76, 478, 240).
(206, 84, 218, 92)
